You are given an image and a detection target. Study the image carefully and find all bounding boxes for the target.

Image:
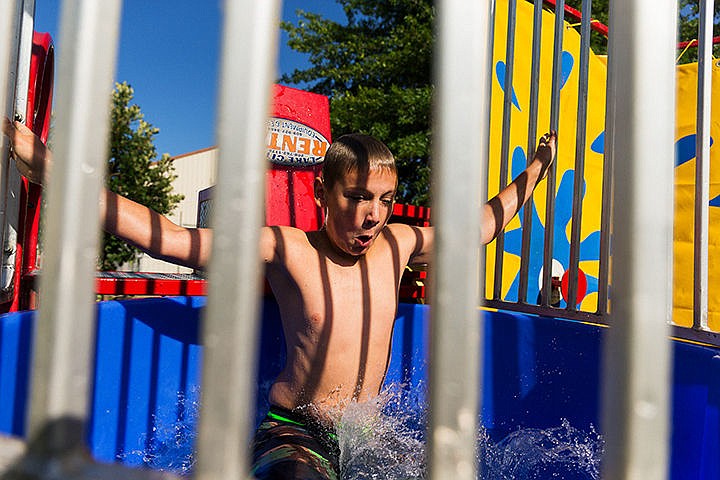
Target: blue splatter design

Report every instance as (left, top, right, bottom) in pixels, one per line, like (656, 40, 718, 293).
(560, 51, 574, 90)
(676, 134, 699, 167)
(590, 132, 718, 208)
(495, 61, 522, 111)
(501, 147, 600, 308)
(673, 134, 719, 209)
(590, 131, 604, 154)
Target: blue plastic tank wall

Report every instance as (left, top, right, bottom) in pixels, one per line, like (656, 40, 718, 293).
(0, 296, 718, 477)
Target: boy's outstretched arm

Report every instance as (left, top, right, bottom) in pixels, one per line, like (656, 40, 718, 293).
(4, 118, 213, 270)
(101, 190, 212, 270)
(481, 131, 556, 245)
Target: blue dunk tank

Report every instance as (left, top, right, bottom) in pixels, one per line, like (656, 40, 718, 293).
(2, 296, 720, 477)
(1, 27, 720, 480)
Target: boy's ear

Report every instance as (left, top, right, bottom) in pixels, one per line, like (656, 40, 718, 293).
(314, 177, 326, 208)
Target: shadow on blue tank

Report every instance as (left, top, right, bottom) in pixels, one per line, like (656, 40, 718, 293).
(0, 296, 719, 478)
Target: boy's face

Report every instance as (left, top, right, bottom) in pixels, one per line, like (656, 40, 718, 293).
(316, 168, 397, 257)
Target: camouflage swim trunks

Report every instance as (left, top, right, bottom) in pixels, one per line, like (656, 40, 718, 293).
(252, 405, 340, 480)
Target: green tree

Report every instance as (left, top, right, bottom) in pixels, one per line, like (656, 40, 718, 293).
(673, 1, 720, 63)
(565, 0, 609, 55)
(101, 81, 183, 271)
(281, 0, 434, 205)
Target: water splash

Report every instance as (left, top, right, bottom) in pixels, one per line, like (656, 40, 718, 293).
(115, 384, 603, 480)
(117, 388, 200, 476)
(333, 385, 428, 480)
(480, 419, 604, 480)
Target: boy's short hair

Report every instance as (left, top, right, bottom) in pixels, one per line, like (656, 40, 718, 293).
(322, 134, 397, 189)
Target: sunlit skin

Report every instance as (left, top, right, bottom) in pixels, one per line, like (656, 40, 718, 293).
(3, 118, 555, 422)
(315, 168, 398, 257)
(259, 167, 427, 417)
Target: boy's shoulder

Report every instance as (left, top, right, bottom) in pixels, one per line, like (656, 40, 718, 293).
(383, 222, 434, 264)
(264, 224, 315, 245)
(383, 222, 430, 240)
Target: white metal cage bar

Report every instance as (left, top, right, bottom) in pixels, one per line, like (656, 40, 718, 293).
(194, 1, 281, 478)
(2, 0, 35, 302)
(600, 0, 676, 478)
(428, 0, 492, 478)
(0, 0, 32, 306)
(28, 0, 123, 451)
(693, 0, 713, 331)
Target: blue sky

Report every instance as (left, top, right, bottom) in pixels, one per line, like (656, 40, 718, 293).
(33, 0, 344, 157)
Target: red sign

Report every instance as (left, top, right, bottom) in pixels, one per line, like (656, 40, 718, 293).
(265, 85, 331, 231)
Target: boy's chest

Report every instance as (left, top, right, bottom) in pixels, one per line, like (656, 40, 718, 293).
(285, 247, 402, 324)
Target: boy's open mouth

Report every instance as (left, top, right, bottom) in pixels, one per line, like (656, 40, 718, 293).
(355, 234, 373, 247)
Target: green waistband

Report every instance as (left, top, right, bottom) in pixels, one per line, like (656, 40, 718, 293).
(267, 410, 305, 427)
(267, 407, 338, 441)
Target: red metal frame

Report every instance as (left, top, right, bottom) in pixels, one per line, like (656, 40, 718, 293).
(8, 32, 54, 312)
(543, 0, 609, 38)
(95, 272, 207, 296)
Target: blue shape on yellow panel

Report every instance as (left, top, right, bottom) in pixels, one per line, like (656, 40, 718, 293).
(495, 61, 522, 111)
(590, 131, 604, 154)
(502, 146, 600, 307)
(560, 51, 574, 90)
(675, 134, 715, 167)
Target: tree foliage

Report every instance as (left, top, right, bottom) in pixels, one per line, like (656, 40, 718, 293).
(101, 82, 183, 271)
(281, 0, 434, 205)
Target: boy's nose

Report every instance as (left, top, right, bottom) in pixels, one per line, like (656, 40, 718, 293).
(363, 202, 382, 227)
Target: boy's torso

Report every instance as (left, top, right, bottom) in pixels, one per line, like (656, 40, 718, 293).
(264, 224, 421, 420)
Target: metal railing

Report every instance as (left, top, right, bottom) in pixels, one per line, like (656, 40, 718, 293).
(0, 0, 701, 478)
(483, 0, 718, 350)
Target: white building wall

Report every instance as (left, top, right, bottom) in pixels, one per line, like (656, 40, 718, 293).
(123, 146, 218, 273)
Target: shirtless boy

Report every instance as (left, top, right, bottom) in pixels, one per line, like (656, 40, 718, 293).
(4, 119, 556, 479)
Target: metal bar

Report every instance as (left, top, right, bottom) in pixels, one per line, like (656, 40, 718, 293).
(541, 0, 564, 307)
(566, 0, 591, 310)
(600, 0, 676, 477)
(692, 0, 712, 331)
(0, 0, 36, 303)
(11, 0, 34, 123)
(596, 19, 614, 318)
(0, 0, 25, 307)
(596, 162, 612, 317)
(671, 325, 720, 349)
(27, 0, 123, 451)
(0, 1, 16, 125)
(493, 0, 517, 300)
(479, 0, 497, 303)
(518, 0, 544, 304)
(484, 299, 604, 324)
(194, 1, 281, 478)
(428, 0, 491, 478)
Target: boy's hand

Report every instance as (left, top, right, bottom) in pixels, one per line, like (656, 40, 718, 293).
(2, 118, 50, 185)
(536, 130, 556, 180)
